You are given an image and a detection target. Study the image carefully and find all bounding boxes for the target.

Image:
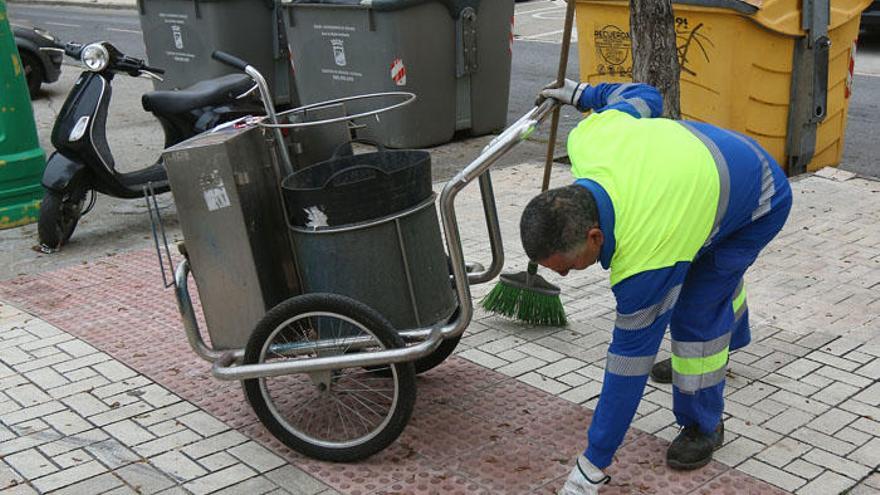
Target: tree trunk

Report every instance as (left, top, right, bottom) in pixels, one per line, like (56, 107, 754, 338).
(629, 0, 681, 119)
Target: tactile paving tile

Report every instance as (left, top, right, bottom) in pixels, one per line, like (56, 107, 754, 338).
(418, 356, 509, 394)
(516, 399, 593, 442)
(449, 378, 553, 423)
(374, 469, 491, 495)
(451, 434, 580, 494)
(604, 433, 727, 495)
(0, 248, 796, 495)
(695, 469, 791, 495)
(403, 401, 507, 463)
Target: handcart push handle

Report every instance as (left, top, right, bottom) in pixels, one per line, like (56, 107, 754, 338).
(438, 98, 558, 342)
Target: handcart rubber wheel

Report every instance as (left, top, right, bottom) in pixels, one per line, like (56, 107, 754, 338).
(410, 307, 461, 375)
(242, 293, 416, 462)
(408, 255, 465, 374)
(371, 256, 463, 376)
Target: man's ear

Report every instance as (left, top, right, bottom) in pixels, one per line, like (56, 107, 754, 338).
(587, 227, 604, 247)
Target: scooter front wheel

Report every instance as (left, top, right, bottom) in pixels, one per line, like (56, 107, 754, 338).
(38, 188, 87, 250)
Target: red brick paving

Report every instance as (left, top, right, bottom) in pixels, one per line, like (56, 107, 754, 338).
(0, 249, 791, 494)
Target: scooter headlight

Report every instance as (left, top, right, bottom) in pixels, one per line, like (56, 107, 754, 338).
(81, 43, 110, 72)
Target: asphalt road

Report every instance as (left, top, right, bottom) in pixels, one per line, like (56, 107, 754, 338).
(843, 30, 880, 178)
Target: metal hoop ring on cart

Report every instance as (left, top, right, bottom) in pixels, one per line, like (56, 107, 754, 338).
(256, 92, 417, 129)
(241, 293, 416, 462)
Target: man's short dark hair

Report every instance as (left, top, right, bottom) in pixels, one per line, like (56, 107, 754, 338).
(520, 185, 599, 261)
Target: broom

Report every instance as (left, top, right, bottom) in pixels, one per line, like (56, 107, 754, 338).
(481, 0, 577, 327)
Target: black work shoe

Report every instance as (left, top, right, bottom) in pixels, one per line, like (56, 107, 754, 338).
(649, 357, 673, 384)
(666, 421, 724, 470)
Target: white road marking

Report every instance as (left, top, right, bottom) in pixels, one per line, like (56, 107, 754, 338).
(515, 5, 566, 16)
(518, 29, 579, 41)
(44, 21, 80, 27)
(854, 71, 880, 78)
(107, 27, 142, 34)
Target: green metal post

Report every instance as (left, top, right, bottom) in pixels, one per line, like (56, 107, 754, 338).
(0, 0, 46, 229)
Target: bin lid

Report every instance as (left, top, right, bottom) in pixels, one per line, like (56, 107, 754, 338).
(282, 0, 482, 18)
(581, 0, 872, 36)
(678, 0, 758, 15)
(676, 0, 872, 35)
(755, 0, 871, 36)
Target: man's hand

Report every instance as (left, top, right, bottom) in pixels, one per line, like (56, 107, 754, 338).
(537, 78, 587, 108)
(558, 455, 610, 495)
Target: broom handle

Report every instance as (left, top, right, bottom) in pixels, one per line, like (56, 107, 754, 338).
(540, 0, 577, 193)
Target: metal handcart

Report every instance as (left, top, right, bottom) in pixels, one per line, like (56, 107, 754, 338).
(161, 51, 558, 463)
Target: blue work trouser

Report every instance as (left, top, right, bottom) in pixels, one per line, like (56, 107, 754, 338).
(669, 178, 793, 435)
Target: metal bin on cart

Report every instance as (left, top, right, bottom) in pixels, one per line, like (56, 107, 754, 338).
(161, 105, 352, 350)
(282, 144, 457, 332)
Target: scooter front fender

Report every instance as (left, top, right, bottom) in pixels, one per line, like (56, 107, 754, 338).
(41, 152, 86, 192)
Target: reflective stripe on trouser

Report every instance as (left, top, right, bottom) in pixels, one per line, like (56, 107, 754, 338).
(671, 280, 746, 391)
(733, 279, 747, 322)
(730, 279, 751, 351)
(671, 280, 749, 392)
(672, 332, 731, 393)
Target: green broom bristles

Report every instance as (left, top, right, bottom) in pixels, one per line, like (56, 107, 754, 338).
(481, 269, 567, 326)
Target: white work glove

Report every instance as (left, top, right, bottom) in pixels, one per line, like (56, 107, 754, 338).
(558, 455, 610, 495)
(538, 78, 588, 108)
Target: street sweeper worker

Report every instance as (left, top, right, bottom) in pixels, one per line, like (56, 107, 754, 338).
(524, 80, 792, 494)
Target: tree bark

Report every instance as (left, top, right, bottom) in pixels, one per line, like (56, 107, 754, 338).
(629, 0, 681, 119)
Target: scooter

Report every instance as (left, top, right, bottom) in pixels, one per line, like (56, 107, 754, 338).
(38, 40, 260, 251)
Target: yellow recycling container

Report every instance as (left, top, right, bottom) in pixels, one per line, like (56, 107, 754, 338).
(575, 0, 871, 175)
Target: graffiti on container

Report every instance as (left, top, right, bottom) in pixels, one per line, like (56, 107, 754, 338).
(675, 17, 713, 77)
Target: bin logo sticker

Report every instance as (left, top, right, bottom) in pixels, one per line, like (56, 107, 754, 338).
(200, 171, 231, 212)
(846, 39, 856, 99)
(331, 39, 347, 67)
(304, 206, 329, 229)
(595, 25, 631, 69)
(391, 58, 407, 86)
(592, 18, 713, 79)
(510, 16, 515, 54)
(171, 25, 184, 50)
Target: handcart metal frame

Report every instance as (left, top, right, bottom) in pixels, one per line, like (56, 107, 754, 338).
(169, 50, 559, 462)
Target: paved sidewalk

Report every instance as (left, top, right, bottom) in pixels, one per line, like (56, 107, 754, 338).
(0, 303, 336, 495)
(1, 165, 879, 494)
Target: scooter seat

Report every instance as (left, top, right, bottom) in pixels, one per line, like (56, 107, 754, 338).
(142, 74, 254, 115)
